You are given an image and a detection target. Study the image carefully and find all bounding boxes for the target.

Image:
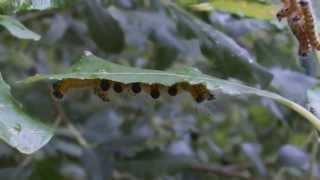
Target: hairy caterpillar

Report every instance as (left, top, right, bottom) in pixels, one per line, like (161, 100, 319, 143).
(277, 0, 310, 56)
(289, 15, 310, 56)
(277, 0, 320, 56)
(299, 0, 320, 50)
(52, 79, 215, 103)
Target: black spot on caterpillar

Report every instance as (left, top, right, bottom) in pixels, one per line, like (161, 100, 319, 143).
(149, 84, 161, 99)
(113, 82, 124, 93)
(131, 83, 142, 94)
(100, 80, 111, 91)
(168, 84, 178, 96)
(52, 79, 215, 103)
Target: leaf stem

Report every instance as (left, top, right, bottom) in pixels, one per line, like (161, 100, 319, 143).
(276, 97, 320, 130)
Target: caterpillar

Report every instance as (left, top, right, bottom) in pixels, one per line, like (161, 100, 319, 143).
(277, 0, 320, 56)
(299, 0, 320, 50)
(277, 0, 311, 56)
(52, 79, 215, 103)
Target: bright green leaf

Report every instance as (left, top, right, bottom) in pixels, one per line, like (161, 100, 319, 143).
(0, 74, 52, 154)
(0, 15, 41, 40)
(19, 52, 320, 131)
(180, 0, 277, 20)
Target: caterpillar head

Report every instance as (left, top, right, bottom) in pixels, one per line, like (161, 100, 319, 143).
(52, 82, 64, 99)
(277, 7, 291, 21)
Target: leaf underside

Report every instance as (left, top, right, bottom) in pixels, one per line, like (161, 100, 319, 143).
(19, 53, 320, 132)
(0, 74, 52, 154)
(0, 15, 41, 40)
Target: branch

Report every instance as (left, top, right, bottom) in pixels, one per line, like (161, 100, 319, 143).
(190, 164, 252, 180)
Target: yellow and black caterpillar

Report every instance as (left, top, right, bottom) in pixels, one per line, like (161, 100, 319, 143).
(52, 79, 215, 103)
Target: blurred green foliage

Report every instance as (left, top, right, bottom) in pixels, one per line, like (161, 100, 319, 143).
(0, 0, 319, 179)
(185, 0, 276, 20)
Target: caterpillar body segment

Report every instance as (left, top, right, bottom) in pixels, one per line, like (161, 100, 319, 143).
(288, 16, 310, 56)
(113, 82, 124, 93)
(180, 83, 215, 103)
(94, 86, 109, 101)
(148, 84, 161, 99)
(52, 79, 100, 99)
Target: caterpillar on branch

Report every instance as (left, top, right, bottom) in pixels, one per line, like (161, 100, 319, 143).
(276, 0, 320, 56)
(299, 0, 320, 50)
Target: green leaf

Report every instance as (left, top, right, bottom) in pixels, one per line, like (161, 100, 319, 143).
(19, 52, 320, 131)
(166, 2, 273, 86)
(0, 15, 41, 40)
(0, 74, 52, 154)
(179, 0, 277, 20)
(0, 0, 13, 13)
(13, 0, 78, 11)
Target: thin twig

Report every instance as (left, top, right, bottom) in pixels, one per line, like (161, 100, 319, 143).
(191, 164, 252, 179)
(16, 9, 63, 22)
(50, 87, 90, 148)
